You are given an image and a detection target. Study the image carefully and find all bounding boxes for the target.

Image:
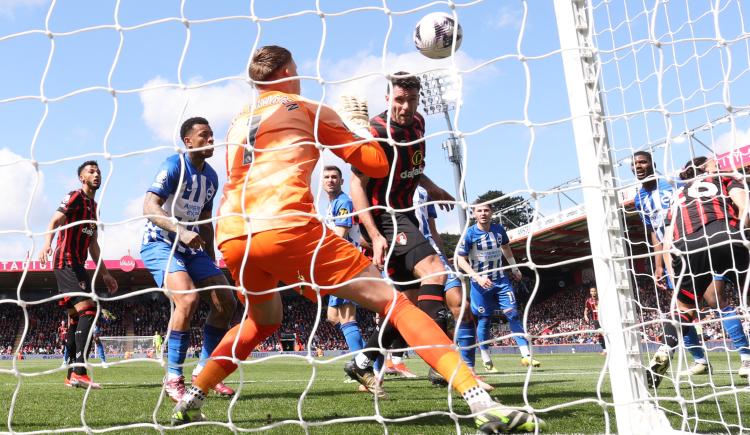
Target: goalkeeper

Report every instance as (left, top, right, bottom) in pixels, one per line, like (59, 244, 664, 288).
(172, 45, 546, 434)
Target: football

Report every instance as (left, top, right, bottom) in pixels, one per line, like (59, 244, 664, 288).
(413, 12, 463, 59)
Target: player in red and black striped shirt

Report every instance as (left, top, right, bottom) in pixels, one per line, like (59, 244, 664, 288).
(39, 160, 118, 389)
(583, 287, 606, 353)
(349, 72, 459, 386)
(647, 156, 750, 387)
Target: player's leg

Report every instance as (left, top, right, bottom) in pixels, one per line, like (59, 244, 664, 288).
(704, 276, 750, 377)
(469, 282, 498, 373)
(64, 308, 78, 385)
(446, 283, 492, 390)
(70, 297, 101, 389)
(95, 336, 106, 362)
(413, 254, 450, 332)
(337, 301, 365, 352)
(336, 266, 544, 432)
(192, 262, 237, 397)
(592, 320, 606, 353)
(497, 278, 536, 366)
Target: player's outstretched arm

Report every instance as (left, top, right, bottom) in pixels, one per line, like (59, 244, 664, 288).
(143, 192, 204, 250)
(729, 185, 749, 228)
(39, 211, 66, 265)
(88, 232, 118, 294)
(419, 175, 454, 211)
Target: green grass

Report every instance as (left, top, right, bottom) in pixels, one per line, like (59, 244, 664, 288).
(0, 353, 747, 433)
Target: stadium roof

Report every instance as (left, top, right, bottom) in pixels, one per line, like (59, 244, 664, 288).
(506, 191, 648, 267)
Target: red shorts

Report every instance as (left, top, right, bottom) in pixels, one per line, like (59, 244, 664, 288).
(219, 222, 372, 304)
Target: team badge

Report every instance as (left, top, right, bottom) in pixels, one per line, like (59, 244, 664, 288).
(395, 232, 408, 246)
(78, 281, 86, 290)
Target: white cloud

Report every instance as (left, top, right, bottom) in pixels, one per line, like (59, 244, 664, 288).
(98, 196, 145, 259)
(488, 6, 523, 30)
(139, 77, 252, 144)
(0, 0, 47, 17)
(712, 126, 750, 155)
(0, 148, 52, 260)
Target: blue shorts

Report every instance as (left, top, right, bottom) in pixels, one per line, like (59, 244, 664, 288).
(328, 295, 356, 308)
(437, 253, 462, 292)
(470, 276, 516, 318)
(141, 242, 222, 288)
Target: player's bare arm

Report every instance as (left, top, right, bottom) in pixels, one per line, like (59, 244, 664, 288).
(419, 175, 454, 211)
(197, 207, 216, 261)
(39, 211, 66, 265)
(143, 192, 204, 250)
(456, 254, 491, 289)
(88, 232, 118, 294)
(428, 217, 446, 253)
(350, 171, 388, 268)
(500, 244, 522, 281)
(332, 225, 349, 239)
(650, 231, 666, 288)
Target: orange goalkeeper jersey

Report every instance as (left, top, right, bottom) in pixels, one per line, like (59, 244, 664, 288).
(217, 90, 388, 246)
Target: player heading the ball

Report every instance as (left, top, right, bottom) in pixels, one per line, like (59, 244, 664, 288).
(171, 45, 546, 434)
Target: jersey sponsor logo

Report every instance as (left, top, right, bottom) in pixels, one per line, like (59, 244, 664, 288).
(400, 166, 424, 179)
(395, 232, 408, 246)
(81, 224, 95, 236)
(411, 150, 424, 166)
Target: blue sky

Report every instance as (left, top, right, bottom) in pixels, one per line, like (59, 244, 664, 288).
(1, 0, 749, 261)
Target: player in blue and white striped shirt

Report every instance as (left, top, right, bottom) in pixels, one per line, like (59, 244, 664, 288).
(456, 203, 539, 371)
(141, 117, 237, 402)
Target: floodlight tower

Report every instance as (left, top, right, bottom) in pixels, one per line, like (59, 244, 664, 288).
(419, 71, 468, 231)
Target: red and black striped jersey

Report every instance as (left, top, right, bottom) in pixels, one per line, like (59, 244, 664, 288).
(53, 189, 98, 268)
(356, 110, 426, 216)
(585, 297, 599, 321)
(667, 175, 744, 240)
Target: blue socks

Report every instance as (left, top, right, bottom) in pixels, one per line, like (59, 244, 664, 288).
(167, 330, 190, 377)
(457, 320, 477, 368)
(507, 317, 529, 347)
(340, 321, 365, 352)
(720, 306, 750, 357)
(199, 324, 227, 366)
(683, 324, 706, 362)
(96, 341, 106, 362)
(477, 316, 492, 351)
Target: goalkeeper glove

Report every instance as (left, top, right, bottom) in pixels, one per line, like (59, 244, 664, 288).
(336, 95, 373, 139)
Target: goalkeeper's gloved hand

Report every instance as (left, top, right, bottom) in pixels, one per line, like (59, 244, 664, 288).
(102, 309, 116, 321)
(336, 95, 373, 140)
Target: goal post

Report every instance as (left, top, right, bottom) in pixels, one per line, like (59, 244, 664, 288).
(553, 0, 673, 433)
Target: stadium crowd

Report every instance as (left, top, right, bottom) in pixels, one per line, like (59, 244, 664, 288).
(1, 277, 746, 357)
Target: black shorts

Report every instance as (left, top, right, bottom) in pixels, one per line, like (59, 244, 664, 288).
(672, 220, 749, 305)
(362, 212, 437, 291)
(54, 263, 93, 310)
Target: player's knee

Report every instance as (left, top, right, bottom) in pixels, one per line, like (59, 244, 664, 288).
(504, 308, 519, 322)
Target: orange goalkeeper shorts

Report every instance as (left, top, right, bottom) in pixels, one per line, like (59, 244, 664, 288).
(219, 222, 372, 304)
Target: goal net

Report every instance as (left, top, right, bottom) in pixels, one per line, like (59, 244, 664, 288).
(0, 0, 747, 434)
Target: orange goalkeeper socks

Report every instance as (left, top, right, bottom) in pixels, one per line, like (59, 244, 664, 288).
(193, 317, 280, 394)
(384, 292, 476, 395)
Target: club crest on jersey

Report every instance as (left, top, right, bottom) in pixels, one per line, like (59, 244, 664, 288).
(78, 281, 86, 290)
(395, 232, 408, 246)
(411, 150, 424, 166)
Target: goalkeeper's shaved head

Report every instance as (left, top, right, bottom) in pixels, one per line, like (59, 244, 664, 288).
(249, 45, 293, 83)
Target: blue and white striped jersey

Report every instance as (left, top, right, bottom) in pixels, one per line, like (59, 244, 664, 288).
(325, 191, 360, 246)
(141, 154, 219, 253)
(413, 186, 440, 253)
(457, 223, 510, 283)
(634, 179, 680, 242)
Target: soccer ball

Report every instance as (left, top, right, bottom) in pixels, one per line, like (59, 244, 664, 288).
(413, 12, 463, 59)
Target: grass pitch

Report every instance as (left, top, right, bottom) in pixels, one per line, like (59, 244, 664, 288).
(0, 353, 748, 433)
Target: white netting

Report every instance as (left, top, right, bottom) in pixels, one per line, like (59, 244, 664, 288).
(0, 0, 747, 433)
